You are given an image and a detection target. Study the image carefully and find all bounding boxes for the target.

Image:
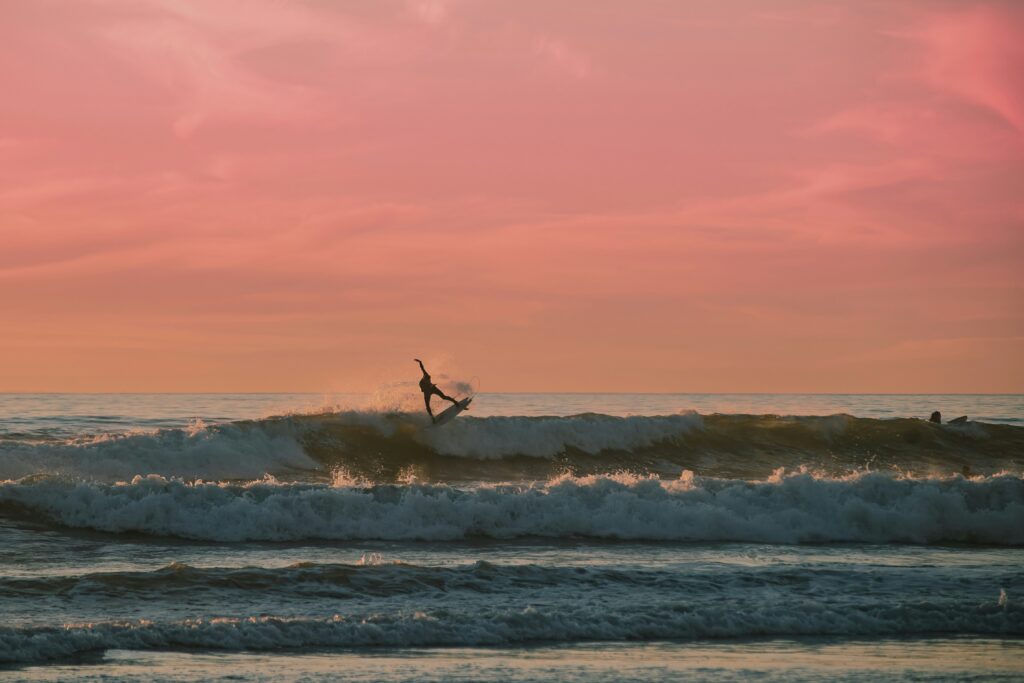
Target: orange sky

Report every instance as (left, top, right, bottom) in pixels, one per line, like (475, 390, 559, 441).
(1, 0, 1022, 393)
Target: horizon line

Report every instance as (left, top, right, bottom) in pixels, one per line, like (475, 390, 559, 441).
(0, 391, 1020, 397)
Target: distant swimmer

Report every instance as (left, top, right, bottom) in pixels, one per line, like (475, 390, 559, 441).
(930, 411, 942, 424)
(414, 359, 461, 423)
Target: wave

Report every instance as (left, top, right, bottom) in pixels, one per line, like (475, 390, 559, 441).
(1, 411, 1021, 483)
(0, 420, 318, 482)
(1, 471, 1021, 544)
(1, 559, 1012, 604)
(0, 560, 700, 600)
(2, 598, 1020, 664)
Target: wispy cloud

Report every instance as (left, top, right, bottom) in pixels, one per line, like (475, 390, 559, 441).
(894, 4, 1024, 134)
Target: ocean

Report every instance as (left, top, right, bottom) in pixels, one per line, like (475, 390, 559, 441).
(0, 393, 1021, 681)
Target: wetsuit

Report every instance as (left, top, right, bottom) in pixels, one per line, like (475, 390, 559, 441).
(415, 360, 459, 421)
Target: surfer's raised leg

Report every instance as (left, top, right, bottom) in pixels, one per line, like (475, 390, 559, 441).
(433, 386, 460, 407)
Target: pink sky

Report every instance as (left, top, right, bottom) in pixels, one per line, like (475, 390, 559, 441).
(1, 0, 1022, 392)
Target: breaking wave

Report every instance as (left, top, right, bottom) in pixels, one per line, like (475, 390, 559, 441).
(0, 411, 1020, 483)
(1, 471, 1021, 545)
(0, 420, 318, 482)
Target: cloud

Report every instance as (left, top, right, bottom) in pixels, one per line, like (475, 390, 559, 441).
(95, 5, 321, 136)
(897, 4, 1024, 134)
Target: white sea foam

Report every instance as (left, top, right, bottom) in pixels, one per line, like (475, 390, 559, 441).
(1, 471, 1020, 544)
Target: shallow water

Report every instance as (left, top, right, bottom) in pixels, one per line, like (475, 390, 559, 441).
(11, 639, 1024, 682)
(1, 393, 1021, 680)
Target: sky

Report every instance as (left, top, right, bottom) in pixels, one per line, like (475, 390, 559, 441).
(1, 0, 1022, 393)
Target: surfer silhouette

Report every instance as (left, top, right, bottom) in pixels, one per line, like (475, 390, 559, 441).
(414, 359, 460, 423)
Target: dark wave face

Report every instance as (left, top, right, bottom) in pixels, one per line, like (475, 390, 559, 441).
(0, 411, 1021, 483)
(0, 559, 1016, 605)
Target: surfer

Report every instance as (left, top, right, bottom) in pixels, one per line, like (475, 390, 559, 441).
(414, 359, 460, 423)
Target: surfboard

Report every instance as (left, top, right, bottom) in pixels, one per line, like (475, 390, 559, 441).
(433, 397, 472, 427)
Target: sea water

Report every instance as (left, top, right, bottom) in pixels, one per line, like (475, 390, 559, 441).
(1, 393, 1021, 681)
